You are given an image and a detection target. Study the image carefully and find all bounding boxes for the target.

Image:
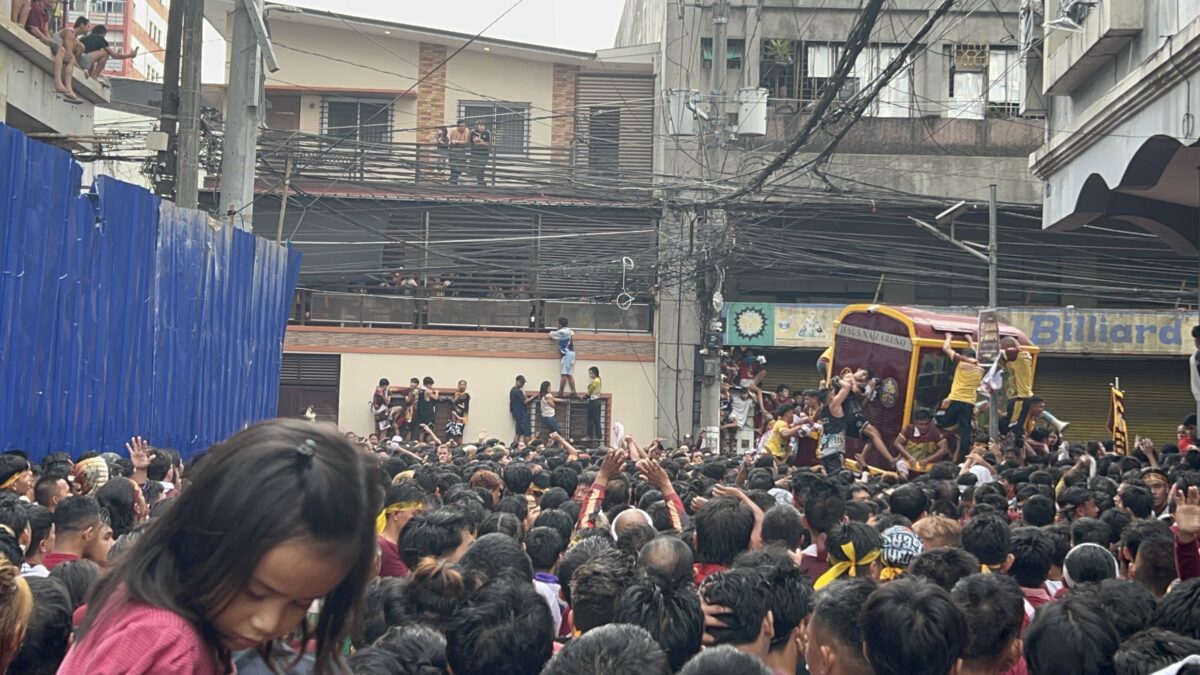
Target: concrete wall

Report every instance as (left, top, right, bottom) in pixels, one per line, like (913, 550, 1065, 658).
(285, 326, 659, 443)
(249, 18, 568, 148)
(265, 21, 421, 94)
(443, 49, 557, 148)
(1046, 0, 1199, 129)
(1, 20, 104, 137)
(331, 351, 657, 444)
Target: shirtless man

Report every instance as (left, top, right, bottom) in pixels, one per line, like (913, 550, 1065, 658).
(54, 18, 95, 100)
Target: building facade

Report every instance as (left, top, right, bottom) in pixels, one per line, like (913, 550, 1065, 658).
(1, 0, 107, 139)
(1026, 1, 1200, 254)
(62, 0, 167, 80)
(619, 0, 1194, 438)
(199, 4, 663, 443)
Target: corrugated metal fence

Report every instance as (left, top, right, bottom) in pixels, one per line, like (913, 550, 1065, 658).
(0, 123, 301, 460)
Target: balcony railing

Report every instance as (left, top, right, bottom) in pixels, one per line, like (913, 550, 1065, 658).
(294, 291, 652, 333)
(208, 129, 654, 194)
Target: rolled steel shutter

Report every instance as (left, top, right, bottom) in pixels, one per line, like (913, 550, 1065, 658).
(575, 74, 654, 178)
(1031, 357, 1190, 447)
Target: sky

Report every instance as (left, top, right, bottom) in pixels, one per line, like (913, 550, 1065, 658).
(201, 0, 627, 83)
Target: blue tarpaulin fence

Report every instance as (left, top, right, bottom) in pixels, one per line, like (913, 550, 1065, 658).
(0, 123, 301, 461)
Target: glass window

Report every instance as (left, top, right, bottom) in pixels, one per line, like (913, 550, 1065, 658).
(914, 351, 955, 415)
(701, 38, 744, 69)
(457, 101, 531, 154)
(852, 45, 913, 118)
(322, 98, 392, 143)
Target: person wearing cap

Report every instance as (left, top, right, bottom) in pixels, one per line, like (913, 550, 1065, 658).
(510, 375, 535, 445)
(879, 525, 924, 581)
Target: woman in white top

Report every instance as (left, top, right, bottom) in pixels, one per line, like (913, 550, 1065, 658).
(538, 380, 560, 437)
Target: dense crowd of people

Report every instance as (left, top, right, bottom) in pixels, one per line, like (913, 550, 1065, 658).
(0, 401, 1197, 674)
(0, 326, 1199, 674)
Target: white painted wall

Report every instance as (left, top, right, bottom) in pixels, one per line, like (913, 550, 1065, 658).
(330, 351, 657, 445)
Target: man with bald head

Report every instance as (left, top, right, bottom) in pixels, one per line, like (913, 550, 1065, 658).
(638, 535, 694, 585)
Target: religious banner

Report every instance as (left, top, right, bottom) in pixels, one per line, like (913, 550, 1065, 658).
(1107, 385, 1128, 455)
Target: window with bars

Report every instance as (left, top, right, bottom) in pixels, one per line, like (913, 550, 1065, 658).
(321, 97, 393, 144)
(525, 396, 610, 445)
(946, 45, 1021, 119)
(759, 38, 799, 100)
(457, 101, 531, 154)
(757, 39, 913, 116)
(803, 43, 857, 103)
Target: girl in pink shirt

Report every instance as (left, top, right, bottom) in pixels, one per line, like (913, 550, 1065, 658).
(59, 419, 384, 675)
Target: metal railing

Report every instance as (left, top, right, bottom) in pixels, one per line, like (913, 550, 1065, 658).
(229, 130, 653, 192)
(294, 290, 652, 333)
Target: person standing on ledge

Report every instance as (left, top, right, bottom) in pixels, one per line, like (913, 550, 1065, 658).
(549, 317, 577, 398)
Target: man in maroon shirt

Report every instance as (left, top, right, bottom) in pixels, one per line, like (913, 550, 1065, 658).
(43, 494, 113, 570)
(377, 481, 426, 578)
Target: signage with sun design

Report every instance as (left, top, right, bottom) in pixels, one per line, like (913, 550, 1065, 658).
(725, 303, 775, 346)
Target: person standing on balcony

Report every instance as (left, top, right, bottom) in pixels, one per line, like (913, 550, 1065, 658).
(435, 126, 450, 178)
(448, 119, 470, 184)
(549, 317, 577, 398)
(469, 119, 492, 186)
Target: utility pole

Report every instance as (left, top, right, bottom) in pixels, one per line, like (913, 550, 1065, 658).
(988, 184, 998, 308)
(908, 187, 1002, 439)
(987, 184, 999, 441)
(697, 0, 729, 452)
(175, 0, 205, 208)
(219, 0, 269, 228)
(274, 156, 292, 244)
(155, 0, 185, 199)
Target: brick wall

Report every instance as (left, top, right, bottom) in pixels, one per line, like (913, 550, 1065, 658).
(551, 64, 579, 162)
(416, 43, 448, 144)
(285, 326, 654, 361)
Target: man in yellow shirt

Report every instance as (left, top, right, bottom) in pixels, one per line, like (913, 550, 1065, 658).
(816, 345, 833, 386)
(761, 404, 805, 464)
(935, 332, 984, 461)
(999, 336, 1036, 447)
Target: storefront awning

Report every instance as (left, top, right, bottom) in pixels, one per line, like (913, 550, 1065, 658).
(1045, 134, 1200, 255)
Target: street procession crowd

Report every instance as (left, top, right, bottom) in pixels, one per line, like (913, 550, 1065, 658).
(0, 325, 1199, 675)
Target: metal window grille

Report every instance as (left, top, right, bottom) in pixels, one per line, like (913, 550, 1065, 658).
(457, 101, 531, 155)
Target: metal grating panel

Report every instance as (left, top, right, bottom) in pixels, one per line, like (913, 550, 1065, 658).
(280, 353, 341, 385)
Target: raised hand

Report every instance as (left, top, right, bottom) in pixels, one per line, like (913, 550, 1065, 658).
(598, 448, 628, 482)
(637, 458, 672, 493)
(126, 436, 152, 470)
(1176, 486, 1200, 543)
